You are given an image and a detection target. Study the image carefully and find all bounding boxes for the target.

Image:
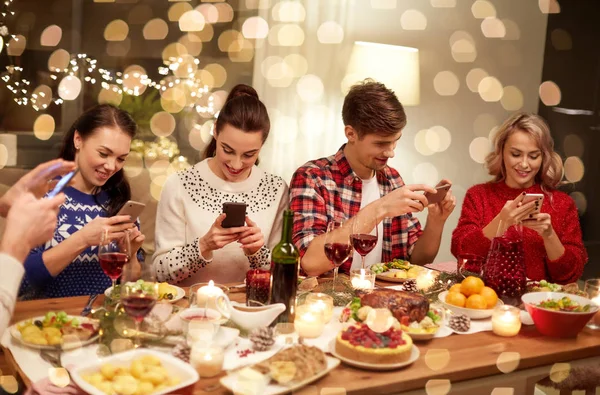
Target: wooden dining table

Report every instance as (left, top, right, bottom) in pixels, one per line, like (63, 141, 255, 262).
(2, 284, 600, 395)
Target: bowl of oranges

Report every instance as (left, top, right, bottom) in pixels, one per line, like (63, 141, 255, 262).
(438, 276, 503, 319)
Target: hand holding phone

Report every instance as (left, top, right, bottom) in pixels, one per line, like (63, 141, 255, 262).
(522, 193, 544, 215)
(115, 200, 146, 222)
(424, 183, 452, 205)
(222, 202, 247, 228)
(46, 169, 79, 198)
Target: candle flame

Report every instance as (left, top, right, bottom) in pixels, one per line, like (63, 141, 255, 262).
(208, 280, 214, 287)
(359, 268, 366, 280)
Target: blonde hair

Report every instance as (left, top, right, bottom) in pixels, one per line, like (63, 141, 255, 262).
(485, 112, 563, 194)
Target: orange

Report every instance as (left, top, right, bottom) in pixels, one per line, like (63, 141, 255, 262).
(461, 276, 485, 297)
(479, 286, 498, 309)
(449, 284, 462, 294)
(466, 294, 487, 310)
(446, 292, 466, 308)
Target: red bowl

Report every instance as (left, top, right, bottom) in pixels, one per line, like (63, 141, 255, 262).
(521, 292, 599, 338)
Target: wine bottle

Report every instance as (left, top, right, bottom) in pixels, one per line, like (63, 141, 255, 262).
(270, 209, 299, 324)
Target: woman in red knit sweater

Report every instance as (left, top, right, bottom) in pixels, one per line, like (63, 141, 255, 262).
(451, 113, 587, 284)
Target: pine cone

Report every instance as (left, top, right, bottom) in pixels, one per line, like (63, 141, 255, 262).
(249, 327, 275, 351)
(449, 314, 470, 332)
(172, 343, 191, 363)
(402, 279, 418, 293)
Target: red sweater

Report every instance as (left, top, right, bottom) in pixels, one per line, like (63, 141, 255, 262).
(451, 181, 587, 284)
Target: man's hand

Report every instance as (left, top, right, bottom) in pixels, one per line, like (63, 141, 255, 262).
(0, 159, 76, 217)
(378, 184, 437, 219)
(427, 179, 456, 223)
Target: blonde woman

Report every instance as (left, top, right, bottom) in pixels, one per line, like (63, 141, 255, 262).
(451, 113, 587, 284)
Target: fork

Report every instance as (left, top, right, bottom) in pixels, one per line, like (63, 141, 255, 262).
(80, 294, 99, 317)
(40, 348, 62, 368)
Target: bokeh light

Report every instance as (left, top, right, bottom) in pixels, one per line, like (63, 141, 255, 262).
(106, 38, 131, 57)
(264, 57, 294, 88)
(502, 19, 521, 40)
(196, 3, 218, 23)
(413, 163, 439, 186)
(40, 25, 62, 46)
(168, 3, 192, 22)
(98, 84, 123, 106)
(204, 63, 227, 87)
(474, 113, 498, 137)
(48, 49, 70, 72)
(433, 71, 460, 96)
(245, 0, 271, 9)
(478, 76, 503, 102)
(563, 134, 584, 157)
(242, 16, 269, 39)
(284, 54, 308, 77)
(214, 3, 234, 23)
(450, 31, 476, 62)
(33, 114, 55, 140)
(151, 112, 176, 137)
(269, 24, 305, 46)
(160, 87, 186, 113)
(414, 129, 436, 157)
(299, 105, 330, 138)
(431, 0, 456, 6)
(228, 38, 254, 62)
(190, 24, 214, 42)
(496, 352, 520, 373)
(425, 379, 451, 395)
(370, 0, 397, 9)
(296, 75, 324, 102)
(7, 35, 26, 56)
(122, 65, 148, 96)
(317, 21, 344, 44)
(179, 33, 203, 56)
(172, 54, 198, 78)
(469, 137, 491, 163)
(490, 389, 514, 395)
(143, 19, 168, 40)
(428, 126, 452, 152)
(424, 349, 450, 371)
(481, 18, 506, 38)
(401, 10, 427, 30)
(570, 191, 587, 215)
(162, 43, 188, 64)
(0, 145, 8, 169)
(551, 28, 572, 50)
(218, 29, 243, 52)
(564, 156, 584, 182)
(48, 368, 70, 388)
(58, 76, 82, 101)
(500, 86, 524, 111)
(272, 1, 306, 22)
(471, 0, 496, 18)
(539, 81, 561, 106)
(210, 90, 228, 112)
(539, 0, 560, 14)
(466, 68, 488, 92)
(0, 375, 18, 394)
(179, 10, 205, 32)
(127, 4, 152, 25)
(104, 19, 129, 41)
(32, 85, 53, 109)
(549, 363, 570, 383)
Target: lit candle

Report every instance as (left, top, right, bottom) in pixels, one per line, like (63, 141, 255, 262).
(190, 344, 224, 378)
(196, 280, 225, 311)
(492, 305, 521, 337)
(350, 268, 375, 290)
(416, 271, 435, 290)
(305, 293, 334, 323)
(294, 305, 325, 338)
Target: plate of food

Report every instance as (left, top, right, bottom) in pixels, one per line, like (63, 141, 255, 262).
(10, 311, 99, 350)
(220, 345, 339, 395)
(401, 305, 451, 341)
(329, 324, 420, 370)
(105, 281, 185, 303)
(71, 348, 198, 395)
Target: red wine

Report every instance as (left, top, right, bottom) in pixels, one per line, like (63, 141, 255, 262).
(246, 269, 271, 306)
(122, 295, 156, 323)
(350, 234, 377, 256)
(324, 243, 352, 267)
(99, 252, 128, 280)
(270, 210, 299, 324)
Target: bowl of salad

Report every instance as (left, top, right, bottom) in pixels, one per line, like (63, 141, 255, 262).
(521, 292, 599, 337)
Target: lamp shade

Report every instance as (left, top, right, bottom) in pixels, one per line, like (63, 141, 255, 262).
(344, 41, 420, 106)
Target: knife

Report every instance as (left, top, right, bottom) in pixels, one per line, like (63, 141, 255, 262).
(80, 294, 99, 317)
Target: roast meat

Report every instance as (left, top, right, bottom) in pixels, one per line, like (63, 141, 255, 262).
(358, 288, 429, 323)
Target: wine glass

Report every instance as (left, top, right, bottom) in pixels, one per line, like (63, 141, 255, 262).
(99, 229, 130, 292)
(324, 220, 352, 292)
(120, 260, 158, 347)
(350, 216, 378, 269)
(457, 254, 485, 278)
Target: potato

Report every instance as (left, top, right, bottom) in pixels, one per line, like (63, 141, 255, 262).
(100, 363, 120, 380)
(47, 336, 62, 346)
(134, 381, 154, 395)
(94, 381, 113, 394)
(87, 373, 105, 386)
(113, 375, 138, 395)
(141, 366, 166, 385)
(24, 335, 48, 345)
(139, 355, 161, 367)
(394, 271, 407, 279)
(42, 327, 61, 337)
(130, 360, 145, 379)
(21, 325, 42, 336)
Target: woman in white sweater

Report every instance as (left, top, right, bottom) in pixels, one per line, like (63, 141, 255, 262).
(153, 84, 288, 285)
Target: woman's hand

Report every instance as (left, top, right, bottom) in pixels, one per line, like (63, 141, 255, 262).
(126, 228, 146, 257)
(522, 213, 554, 238)
(238, 216, 265, 256)
(77, 215, 135, 247)
(498, 192, 537, 227)
(199, 214, 246, 259)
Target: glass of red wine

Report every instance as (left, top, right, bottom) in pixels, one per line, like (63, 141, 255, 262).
(350, 216, 378, 269)
(324, 220, 352, 292)
(99, 229, 130, 292)
(120, 260, 158, 347)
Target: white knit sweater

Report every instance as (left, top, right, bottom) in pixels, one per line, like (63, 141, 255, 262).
(152, 159, 289, 285)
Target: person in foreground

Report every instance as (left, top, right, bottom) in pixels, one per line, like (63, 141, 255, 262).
(153, 84, 288, 284)
(19, 105, 145, 299)
(290, 80, 456, 277)
(0, 159, 74, 337)
(451, 112, 587, 284)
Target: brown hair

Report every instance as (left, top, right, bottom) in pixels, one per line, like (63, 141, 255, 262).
(485, 112, 563, 193)
(342, 79, 407, 137)
(203, 84, 270, 161)
(59, 104, 136, 216)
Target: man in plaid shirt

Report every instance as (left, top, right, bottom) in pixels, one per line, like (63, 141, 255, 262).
(290, 80, 456, 276)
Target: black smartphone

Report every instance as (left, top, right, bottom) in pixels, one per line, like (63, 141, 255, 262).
(46, 169, 79, 198)
(222, 202, 247, 228)
(424, 183, 451, 205)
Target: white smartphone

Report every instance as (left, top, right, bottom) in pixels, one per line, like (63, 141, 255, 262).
(115, 200, 146, 221)
(46, 169, 79, 198)
(523, 193, 544, 214)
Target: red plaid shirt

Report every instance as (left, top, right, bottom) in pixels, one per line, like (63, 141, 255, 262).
(290, 145, 423, 272)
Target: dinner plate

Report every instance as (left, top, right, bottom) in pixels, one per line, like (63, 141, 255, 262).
(329, 339, 420, 371)
(9, 315, 100, 351)
(104, 284, 185, 303)
(220, 356, 340, 395)
(376, 272, 412, 283)
(438, 291, 503, 320)
(404, 325, 453, 341)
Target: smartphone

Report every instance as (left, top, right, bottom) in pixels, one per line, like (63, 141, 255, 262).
(424, 183, 451, 205)
(116, 200, 146, 221)
(222, 202, 247, 228)
(523, 193, 544, 214)
(46, 169, 79, 198)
